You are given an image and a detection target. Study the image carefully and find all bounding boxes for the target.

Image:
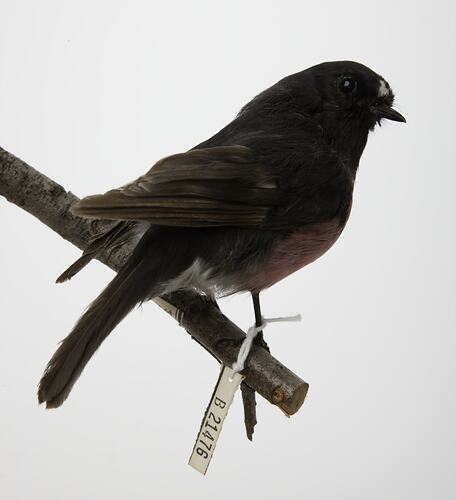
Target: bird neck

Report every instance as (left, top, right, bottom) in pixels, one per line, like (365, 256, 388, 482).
(318, 113, 370, 171)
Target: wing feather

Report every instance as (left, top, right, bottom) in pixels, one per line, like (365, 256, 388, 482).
(72, 146, 284, 228)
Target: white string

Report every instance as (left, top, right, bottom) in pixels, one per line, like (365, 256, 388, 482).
(231, 314, 301, 375)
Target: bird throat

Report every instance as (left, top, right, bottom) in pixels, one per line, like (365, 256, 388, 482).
(320, 113, 371, 170)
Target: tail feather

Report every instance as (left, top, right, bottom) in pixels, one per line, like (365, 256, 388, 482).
(38, 253, 153, 408)
(40, 225, 199, 409)
(55, 253, 94, 283)
(56, 221, 137, 283)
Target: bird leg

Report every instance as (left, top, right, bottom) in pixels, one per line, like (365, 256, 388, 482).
(252, 292, 270, 352)
(239, 292, 270, 440)
(194, 294, 260, 441)
(211, 292, 270, 440)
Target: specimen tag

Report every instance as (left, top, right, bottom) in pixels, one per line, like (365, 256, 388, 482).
(189, 365, 244, 475)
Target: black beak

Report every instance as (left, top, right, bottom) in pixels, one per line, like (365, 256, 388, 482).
(375, 105, 406, 123)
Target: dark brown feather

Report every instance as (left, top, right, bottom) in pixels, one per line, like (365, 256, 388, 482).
(56, 221, 137, 283)
(71, 146, 284, 228)
(40, 238, 158, 408)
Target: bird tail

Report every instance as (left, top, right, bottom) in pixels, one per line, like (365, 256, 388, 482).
(56, 221, 136, 283)
(38, 232, 161, 409)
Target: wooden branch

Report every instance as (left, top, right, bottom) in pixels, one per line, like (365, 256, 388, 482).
(0, 146, 309, 416)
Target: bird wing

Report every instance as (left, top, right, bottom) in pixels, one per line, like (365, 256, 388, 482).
(72, 146, 286, 228)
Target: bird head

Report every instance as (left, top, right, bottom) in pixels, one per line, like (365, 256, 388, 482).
(237, 61, 405, 166)
(307, 60, 406, 128)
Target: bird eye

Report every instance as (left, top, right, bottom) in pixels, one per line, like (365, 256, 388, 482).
(338, 76, 357, 94)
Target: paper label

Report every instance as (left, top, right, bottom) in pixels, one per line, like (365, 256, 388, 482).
(188, 365, 244, 475)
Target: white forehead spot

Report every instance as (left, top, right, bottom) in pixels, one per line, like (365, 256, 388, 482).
(378, 79, 390, 97)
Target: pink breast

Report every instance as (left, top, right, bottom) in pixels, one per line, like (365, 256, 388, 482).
(246, 219, 344, 293)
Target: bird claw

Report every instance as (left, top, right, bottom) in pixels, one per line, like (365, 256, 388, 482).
(254, 332, 270, 353)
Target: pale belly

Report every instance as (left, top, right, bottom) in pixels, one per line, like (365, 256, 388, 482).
(161, 218, 346, 298)
(226, 219, 345, 294)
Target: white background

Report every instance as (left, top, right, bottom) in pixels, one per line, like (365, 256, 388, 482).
(1, 1, 455, 499)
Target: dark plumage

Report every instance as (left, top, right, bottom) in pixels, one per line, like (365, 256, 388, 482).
(38, 61, 405, 408)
